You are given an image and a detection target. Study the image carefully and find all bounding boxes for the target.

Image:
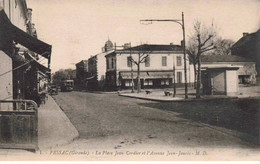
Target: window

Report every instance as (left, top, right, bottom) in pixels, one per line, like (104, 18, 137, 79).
(177, 56, 182, 66)
(161, 79, 169, 85)
(106, 59, 109, 69)
(125, 80, 133, 87)
(177, 72, 182, 83)
(162, 56, 167, 66)
(127, 56, 132, 67)
(145, 56, 150, 67)
(144, 79, 153, 86)
(111, 58, 114, 69)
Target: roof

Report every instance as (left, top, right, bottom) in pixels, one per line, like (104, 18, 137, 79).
(76, 60, 88, 65)
(124, 44, 183, 52)
(201, 55, 255, 63)
(231, 29, 260, 50)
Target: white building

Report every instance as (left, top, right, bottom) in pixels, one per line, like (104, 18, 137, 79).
(105, 43, 190, 90)
(0, 0, 30, 101)
(0, 0, 51, 105)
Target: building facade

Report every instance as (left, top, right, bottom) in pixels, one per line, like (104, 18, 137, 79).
(105, 44, 190, 90)
(189, 55, 257, 95)
(87, 40, 114, 90)
(189, 55, 257, 85)
(75, 60, 88, 90)
(231, 30, 260, 83)
(0, 0, 52, 106)
(0, 0, 30, 101)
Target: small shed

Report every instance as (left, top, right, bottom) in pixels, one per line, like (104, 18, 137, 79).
(201, 66, 240, 96)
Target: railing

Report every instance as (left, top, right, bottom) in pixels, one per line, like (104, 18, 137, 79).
(0, 99, 38, 151)
(0, 99, 38, 111)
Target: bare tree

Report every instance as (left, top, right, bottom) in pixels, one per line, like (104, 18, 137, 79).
(189, 20, 218, 98)
(214, 38, 235, 55)
(187, 41, 198, 89)
(130, 47, 151, 93)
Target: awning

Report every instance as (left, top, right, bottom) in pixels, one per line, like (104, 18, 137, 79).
(120, 71, 173, 79)
(0, 8, 52, 59)
(23, 52, 50, 74)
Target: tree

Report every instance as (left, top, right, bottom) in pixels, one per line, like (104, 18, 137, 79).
(129, 46, 151, 93)
(213, 38, 235, 55)
(52, 69, 75, 85)
(187, 41, 198, 89)
(188, 20, 218, 98)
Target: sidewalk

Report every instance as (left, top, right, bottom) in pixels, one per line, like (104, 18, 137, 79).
(38, 95, 79, 150)
(119, 86, 260, 102)
(0, 95, 79, 157)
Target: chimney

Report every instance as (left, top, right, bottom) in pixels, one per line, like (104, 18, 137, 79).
(170, 42, 174, 45)
(27, 8, 32, 23)
(243, 32, 249, 37)
(31, 23, 37, 38)
(181, 40, 184, 47)
(123, 43, 130, 49)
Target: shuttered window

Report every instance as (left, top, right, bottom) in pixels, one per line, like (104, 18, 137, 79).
(162, 56, 167, 66)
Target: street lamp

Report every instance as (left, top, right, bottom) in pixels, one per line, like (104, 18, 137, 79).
(140, 12, 188, 99)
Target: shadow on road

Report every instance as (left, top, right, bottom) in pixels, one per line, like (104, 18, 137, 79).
(138, 98, 260, 145)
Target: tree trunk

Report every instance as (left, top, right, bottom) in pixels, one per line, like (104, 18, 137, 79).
(137, 64, 141, 93)
(193, 63, 197, 89)
(196, 55, 201, 98)
(173, 66, 176, 97)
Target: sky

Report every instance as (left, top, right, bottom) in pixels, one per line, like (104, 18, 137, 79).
(26, 0, 260, 72)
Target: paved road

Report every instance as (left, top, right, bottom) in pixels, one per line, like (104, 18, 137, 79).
(50, 91, 259, 160)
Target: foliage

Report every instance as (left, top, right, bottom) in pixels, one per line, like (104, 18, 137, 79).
(213, 38, 235, 55)
(52, 69, 76, 85)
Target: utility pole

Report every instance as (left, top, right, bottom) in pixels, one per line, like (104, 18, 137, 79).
(181, 12, 188, 99)
(130, 42, 134, 93)
(173, 64, 176, 97)
(140, 12, 188, 99)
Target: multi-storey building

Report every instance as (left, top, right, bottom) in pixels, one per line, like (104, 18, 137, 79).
(105, 43, 190, 90)
(75, 60, 88, 89)
(87, 40, 114, 90)
(0, 0, 52, 105)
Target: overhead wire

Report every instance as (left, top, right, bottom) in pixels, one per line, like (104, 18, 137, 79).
(0, 51, 49, 77)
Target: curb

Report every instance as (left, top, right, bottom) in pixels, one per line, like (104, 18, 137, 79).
(119, 94, 239, 102)
(51, 96, 80, 144)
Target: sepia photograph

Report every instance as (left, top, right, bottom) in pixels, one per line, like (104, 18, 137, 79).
(0, 0, 259, 161)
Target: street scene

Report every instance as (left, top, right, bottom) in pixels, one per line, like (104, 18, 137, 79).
(52, 91, 259, 148)
(0, 0, 259, 161)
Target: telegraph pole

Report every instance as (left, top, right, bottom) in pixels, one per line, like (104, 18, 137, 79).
(130, 42, 134, 93)
(173, 64, 176, 97)
(140, 12, 188, 99)
(182, 12, 188, 99)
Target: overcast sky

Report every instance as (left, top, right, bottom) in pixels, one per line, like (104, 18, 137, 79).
(26, 0, 260, 72)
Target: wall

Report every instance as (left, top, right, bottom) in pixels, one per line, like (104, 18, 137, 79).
(97, 53, 106, 88)
(212, 70, 225, 94)
(189, 62, 257, 84)
(0, 51, 13, 110)
(0, 0, 27, 32)
(226, 70, 238, 95)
